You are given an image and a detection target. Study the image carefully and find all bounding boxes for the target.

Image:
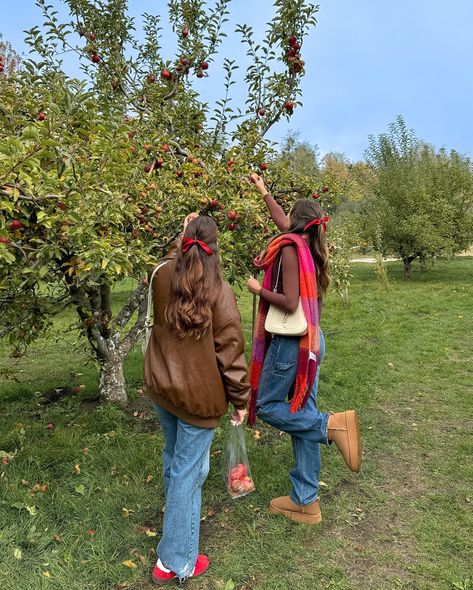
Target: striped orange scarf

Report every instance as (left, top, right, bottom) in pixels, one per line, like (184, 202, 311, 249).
(248, 234, 320, 426)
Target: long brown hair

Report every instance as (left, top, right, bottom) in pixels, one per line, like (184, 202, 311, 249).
(165, 216, 222, 339)
(275, 199, 331, 296)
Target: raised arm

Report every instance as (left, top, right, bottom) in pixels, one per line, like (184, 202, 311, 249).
(250, 173, 290, 232)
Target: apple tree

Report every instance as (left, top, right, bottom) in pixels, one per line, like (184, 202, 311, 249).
(0, 0, 320, 404)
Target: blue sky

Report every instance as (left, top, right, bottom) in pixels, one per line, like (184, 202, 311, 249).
(2, 0, 472, 161)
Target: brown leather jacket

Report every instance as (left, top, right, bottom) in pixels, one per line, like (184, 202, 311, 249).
(143, 244, 251, 428)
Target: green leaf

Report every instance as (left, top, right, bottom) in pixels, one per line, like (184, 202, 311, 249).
(11, 502, 26, 511)
(26, 505, 37, 516)
(38, 266, 49, 279)
(75, 484, 85, 496)
(13, 548, 22, 560)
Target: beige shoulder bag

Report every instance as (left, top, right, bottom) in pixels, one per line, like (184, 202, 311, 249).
(264, 254, 307, 336)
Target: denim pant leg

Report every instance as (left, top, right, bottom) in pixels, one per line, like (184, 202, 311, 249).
(256, 331, 329, 505)
(256, 332, 329, 444)
(153, 403, 178, 499)
(154, 405, 215, 579)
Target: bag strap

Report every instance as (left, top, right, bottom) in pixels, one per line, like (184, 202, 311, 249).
(273, 254, 282, 294)
(145, 261, 168, 328)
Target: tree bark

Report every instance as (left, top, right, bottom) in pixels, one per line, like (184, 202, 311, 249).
(403, 256, 415, 278)
(98, 346, 127, 406)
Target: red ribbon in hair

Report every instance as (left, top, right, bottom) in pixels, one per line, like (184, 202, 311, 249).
(181, 237, 213, 255)
(303, 216, 330, 233)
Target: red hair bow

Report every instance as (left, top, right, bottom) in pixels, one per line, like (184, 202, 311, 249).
(303, 216, 330, 233)
(181, 237, 213, 255)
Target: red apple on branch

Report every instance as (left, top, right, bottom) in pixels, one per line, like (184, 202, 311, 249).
(0, 236, 10, 245)
(288, 35, 297, 46)
(10, 220, 23, 231)
(37, 112, 46, 121)
(181, 27, 189, 37)
(227, 210, 238, 220)
(284, 100, 294, 112)
(258, 108, 266, 116)
(91, 53, 101, 64)
(260, 162, 268, 171)
(201, 62, 209, 70)
(161, 69, 172, 81)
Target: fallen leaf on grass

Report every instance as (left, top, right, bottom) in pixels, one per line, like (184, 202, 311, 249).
(146, 474, 153, 483)
(26, 505, 37, 516)
(253, 430, 262, 440)
(42, 571, 51, 578)
(87, 529, 97, 535)
(74, 464, 81, 475)
(13, 548, 22, 560)
(122, 560, 137, 569)
(122, 507, 135, 518)
(75, 485, 85, 496)
(82, 448, 89, 455)
(53, 534, 62, 543)
(20, 479, 29, 486)
(145, 530, 157, 537)
(319, 481, 328, 488)
(207, 508, 216, 517)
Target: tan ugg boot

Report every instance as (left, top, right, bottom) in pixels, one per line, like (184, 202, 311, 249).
(269, 496, 322, 524)
(327, 410, 361, 473)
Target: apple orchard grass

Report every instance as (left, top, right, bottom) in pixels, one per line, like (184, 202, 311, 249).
(1, 259, 472, 590)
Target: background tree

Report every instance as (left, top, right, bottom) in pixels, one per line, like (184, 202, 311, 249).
(0, 34, 20, 76)
(362, 116, 473, 277)
(0, 0, 322, 404)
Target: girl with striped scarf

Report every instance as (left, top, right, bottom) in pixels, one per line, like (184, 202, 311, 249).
(246, 173, 361, 524)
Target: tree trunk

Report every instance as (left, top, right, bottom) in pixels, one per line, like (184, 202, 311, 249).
(98, 352, 127, 405)
(403, 256, 415, 278)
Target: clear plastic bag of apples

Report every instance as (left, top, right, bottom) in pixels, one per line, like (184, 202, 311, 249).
(224, 424, 255, 499)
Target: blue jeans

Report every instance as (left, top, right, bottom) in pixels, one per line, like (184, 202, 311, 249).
(256, 330, 328, 506)
(154, 404, 215, 580)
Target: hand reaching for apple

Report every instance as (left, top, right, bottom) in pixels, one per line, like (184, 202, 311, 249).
(250, 172, 267, 196)
(247, 276, 262, 295)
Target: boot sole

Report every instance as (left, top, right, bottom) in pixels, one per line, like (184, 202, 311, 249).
(269, 504, 322, 524)
(346, 409, 361, 473)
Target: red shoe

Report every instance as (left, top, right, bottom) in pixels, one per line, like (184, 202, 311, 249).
(152, 554, 210, 584)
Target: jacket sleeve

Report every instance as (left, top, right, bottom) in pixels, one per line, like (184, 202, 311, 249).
(213, 314, 251, 409)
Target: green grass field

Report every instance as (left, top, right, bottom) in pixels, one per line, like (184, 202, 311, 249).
(1, 259, 472, 590)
